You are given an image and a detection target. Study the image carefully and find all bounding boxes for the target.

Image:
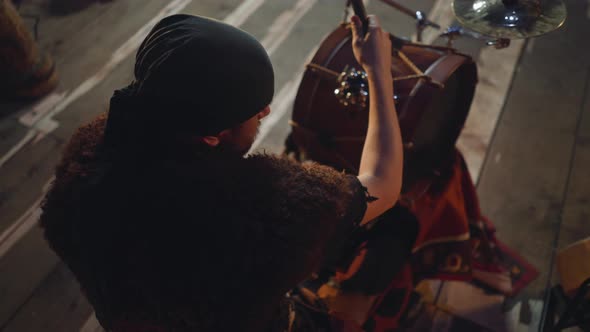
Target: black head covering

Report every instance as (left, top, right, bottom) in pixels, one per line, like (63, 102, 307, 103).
(104, 14, 274, 144)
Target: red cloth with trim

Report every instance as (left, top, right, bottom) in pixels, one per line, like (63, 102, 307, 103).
(334, 150, 538, 331)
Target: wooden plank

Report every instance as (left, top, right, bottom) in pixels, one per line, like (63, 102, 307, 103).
(50, 55, 135, 140)
(556, 67, 590, 250)
(19, 0, 170, 91)
(20, 0, 114, 54)
(0, 227, 60, 328)
(434, 1, 590, 331)
(475, 0, 589, 299)
(0, 120, 29, 167)
(544, 69, 590, 332)
(0, 135, 62, 233)
(555, 142, 590, 250)
(457, 39, 525, 181)
(1, 263, 93, 332)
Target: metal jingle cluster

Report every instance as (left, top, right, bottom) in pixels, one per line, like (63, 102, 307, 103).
(334, 65, 369, 110)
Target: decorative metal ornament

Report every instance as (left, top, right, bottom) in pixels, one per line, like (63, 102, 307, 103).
(334, 66, 369, 110)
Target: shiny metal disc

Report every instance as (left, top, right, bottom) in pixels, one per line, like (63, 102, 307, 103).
(453, 0, 566, 39)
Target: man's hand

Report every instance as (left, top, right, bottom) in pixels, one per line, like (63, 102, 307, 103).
(350, 15, 392, 77)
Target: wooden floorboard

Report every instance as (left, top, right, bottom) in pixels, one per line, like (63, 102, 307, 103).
(431, 1, 590, 331)
(477, 0, 590, 299)
(1, 263, 92, 332)
(0, 119, 29, 170)
(0, 227, 59, 328)
(0, 135, 63, 232)
(20, 0, 168, 95)
(542, 67, 590, 332)
(556, 67, 590, 250)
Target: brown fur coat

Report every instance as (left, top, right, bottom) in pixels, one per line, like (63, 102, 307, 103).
(40, 113, 367, 332)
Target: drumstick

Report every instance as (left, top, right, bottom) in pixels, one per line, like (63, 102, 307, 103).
(395, 51, 424, 76)
(349, 0, 369, 36)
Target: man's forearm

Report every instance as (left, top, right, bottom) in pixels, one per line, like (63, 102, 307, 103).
(358, 71, 403, 214)
(350, 14, 403, 223)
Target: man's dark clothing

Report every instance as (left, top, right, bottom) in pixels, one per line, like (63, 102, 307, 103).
(41, 114, 369, 331)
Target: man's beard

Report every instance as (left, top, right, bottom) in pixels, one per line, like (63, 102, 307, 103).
(218, 120, 262, 156)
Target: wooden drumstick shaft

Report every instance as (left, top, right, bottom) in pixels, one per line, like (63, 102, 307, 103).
(395, 51, 424, 76)
(349, 0, 369, 36)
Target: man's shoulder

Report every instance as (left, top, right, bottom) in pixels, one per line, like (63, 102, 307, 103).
(242, 153, 366, 224)
(245, 154, 356, 188)
(244, 154, 358, 198)
(63, 113, 108, 159)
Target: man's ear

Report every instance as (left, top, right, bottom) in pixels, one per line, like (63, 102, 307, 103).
(202, 136, 220, 146)
(202, 129, 232, 146)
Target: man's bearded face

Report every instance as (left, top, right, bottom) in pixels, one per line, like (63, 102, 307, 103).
(220, 106, 270, 155)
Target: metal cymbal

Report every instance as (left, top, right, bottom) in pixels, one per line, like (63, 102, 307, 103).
(452, 0, 566, 39)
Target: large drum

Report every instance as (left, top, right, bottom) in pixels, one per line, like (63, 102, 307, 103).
(288, 23, 477, 198)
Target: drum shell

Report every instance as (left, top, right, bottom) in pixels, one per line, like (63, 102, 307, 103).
(290, 24, 477, 194)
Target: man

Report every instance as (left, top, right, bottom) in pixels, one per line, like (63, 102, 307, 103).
(40, 13, 402, 331)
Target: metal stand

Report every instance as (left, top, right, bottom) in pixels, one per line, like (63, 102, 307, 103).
(439, 26, 511, 49)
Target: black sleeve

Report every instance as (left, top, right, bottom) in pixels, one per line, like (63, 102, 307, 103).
(318, 178, 420, 295)
(320, 175, 370, 273)
(342, 175, 372, 228)
(339, 204, 419, 295)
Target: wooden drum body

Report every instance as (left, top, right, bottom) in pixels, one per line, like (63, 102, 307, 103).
(289, 24, 477, 196)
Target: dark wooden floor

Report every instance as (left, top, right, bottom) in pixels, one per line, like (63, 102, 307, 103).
(0, 0, 588, 331)
(478, 1, 590, 328)
(479, 0, 590, 299)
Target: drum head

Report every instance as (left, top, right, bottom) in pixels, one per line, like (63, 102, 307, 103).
(404, 61, 476, 183)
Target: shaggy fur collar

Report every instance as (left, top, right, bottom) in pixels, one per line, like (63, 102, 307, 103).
(40, 113, 367, 331)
